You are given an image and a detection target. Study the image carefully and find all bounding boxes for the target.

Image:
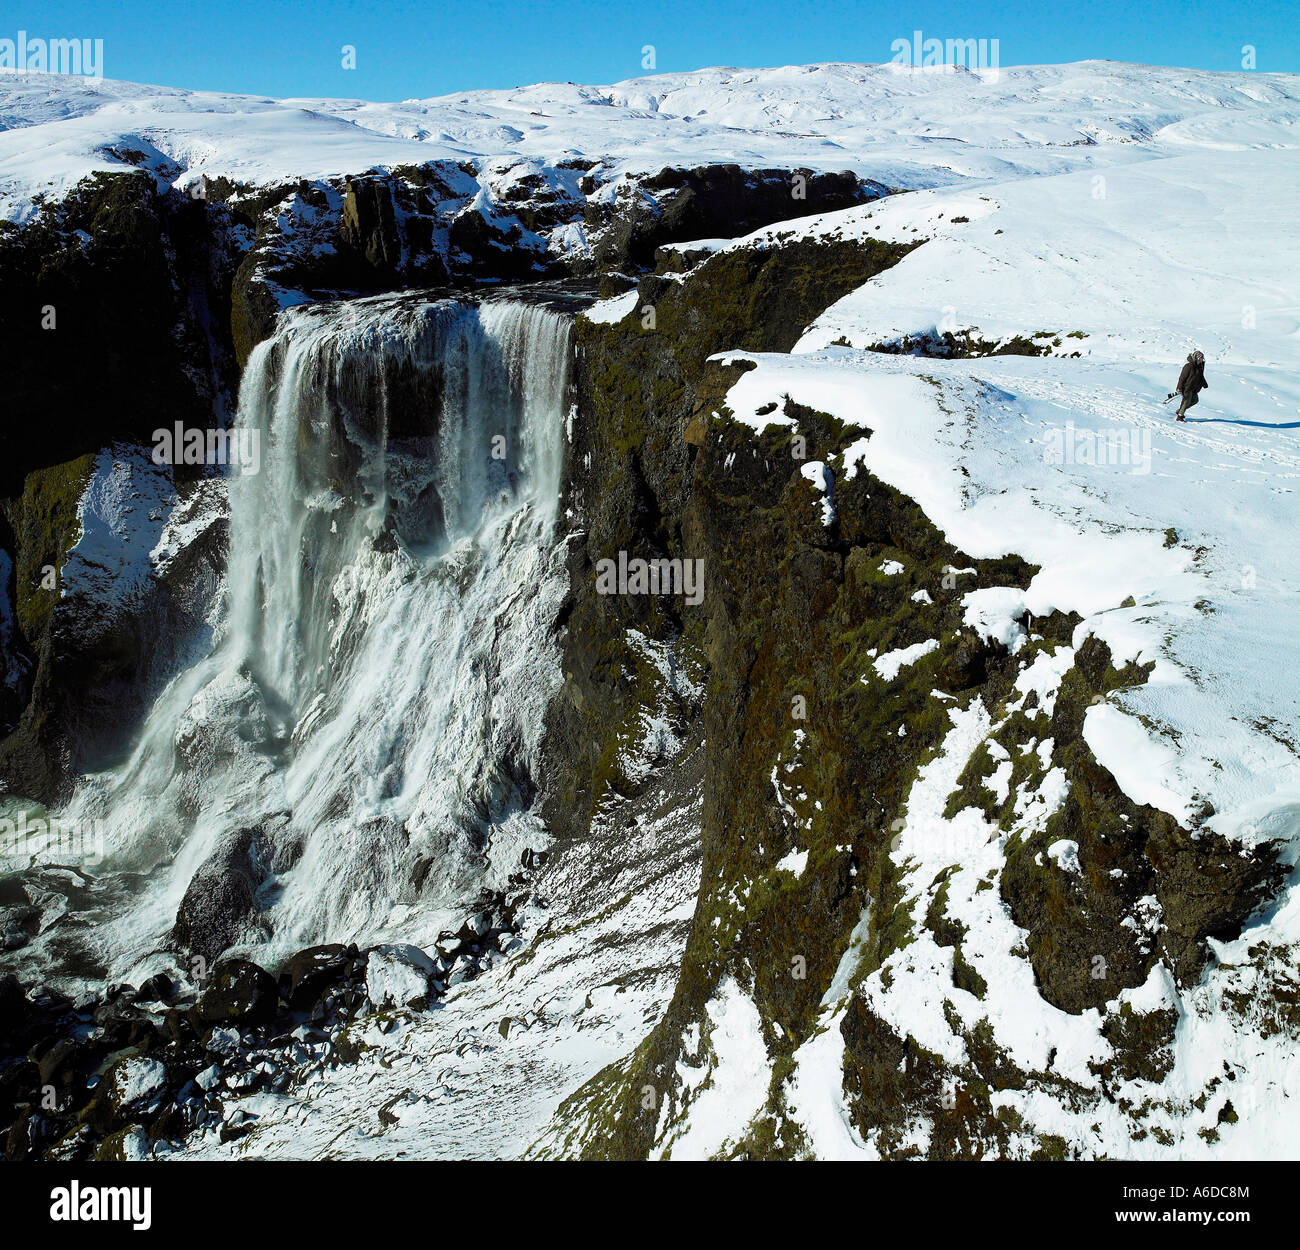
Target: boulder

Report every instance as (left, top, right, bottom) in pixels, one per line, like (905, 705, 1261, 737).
(92, 984, 137, 1025)
(187, 959, 278, 1035)
(364, 944, 436, 1011)
(36, 1038, 86, 1092)
(0, 891, 40, 951)
(278, 943, 361, 1013)
(173, 827, 267, 964)
(161, 1007, 195, 1046)
(4, 1107, 42, 1160)
(133, 972, 176, 1005)
(94, 1124, 152, 1161)
(98, 1015, 160, 1053)
(464, 909, 492, 937)
(103, 1055, 168, 1120)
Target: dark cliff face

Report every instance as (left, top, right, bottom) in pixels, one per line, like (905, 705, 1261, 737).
(226, 161, 881, 367)
(584, 164, 881, 274)
(0, 465, 228, 805)
(540, 234, 917, 843)
(0, 172, 240, 498)
(0, 171, 243, 799)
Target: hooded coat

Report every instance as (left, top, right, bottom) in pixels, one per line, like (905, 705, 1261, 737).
(1177, 352, 1208, 397)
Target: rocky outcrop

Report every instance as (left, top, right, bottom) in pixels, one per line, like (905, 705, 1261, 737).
(187, 960, 280, 1036)
(533, 232, 1290, 1160)
(279, 944, 364, 1013)
(585, 164, 881, 274)
(365, 944, 437, 1011)
(339, 176, 402, 270)
(0, 462, 228, 805)
(0, 456, 95, 796)
(223, 162, 884, 364)
(0, 168, 235, 801)
(541, 232, 917, 841)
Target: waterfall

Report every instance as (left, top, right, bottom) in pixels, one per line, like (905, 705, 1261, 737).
(40, 294, 574, 983)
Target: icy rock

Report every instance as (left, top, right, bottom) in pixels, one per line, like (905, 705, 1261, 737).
(365, 943, 437, 1010)
(95, 1125, 153, 1162)
(204, 1026, 242, 1056)
(105, 1056, 168, 1116)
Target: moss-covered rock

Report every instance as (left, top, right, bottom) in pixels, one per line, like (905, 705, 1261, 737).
(187, 959, 279, 1036)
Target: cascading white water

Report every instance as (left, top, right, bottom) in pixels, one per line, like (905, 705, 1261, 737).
(40, 294, 574, 982)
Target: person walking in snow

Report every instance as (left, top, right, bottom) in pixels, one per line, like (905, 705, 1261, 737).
(1169, 350, 1208, 421)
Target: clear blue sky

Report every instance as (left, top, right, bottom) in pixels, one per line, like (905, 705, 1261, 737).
(3, 0, 1296, 99)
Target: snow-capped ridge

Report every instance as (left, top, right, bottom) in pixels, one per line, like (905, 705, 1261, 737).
(3, 59, 1299, 221)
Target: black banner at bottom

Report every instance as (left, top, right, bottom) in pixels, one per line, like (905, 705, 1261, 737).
(1, 1159, 1290, 1236)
